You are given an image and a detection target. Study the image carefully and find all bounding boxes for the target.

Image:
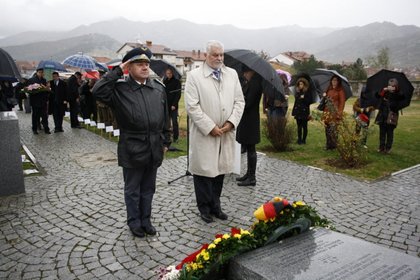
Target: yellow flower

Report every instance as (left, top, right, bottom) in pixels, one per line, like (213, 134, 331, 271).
(202, 251, 210, 261)
(295, 201, 306, 206)
(272, 196, 283, 202)
(222, 233, 230, 239)
(233, 233, 241, 239)
(240, 229, 250, 235)
(214, 238, 222, 244)
(208, 243, 216, 249)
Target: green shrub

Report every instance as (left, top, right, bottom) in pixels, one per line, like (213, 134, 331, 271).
(263, 116, 295, 151)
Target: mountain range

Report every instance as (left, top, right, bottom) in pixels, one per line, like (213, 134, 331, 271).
(1, 18, 419, 67)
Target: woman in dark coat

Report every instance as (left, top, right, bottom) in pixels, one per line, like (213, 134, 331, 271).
(292, 77, 312, 144)
(236, 67, 263, 186)
(374, 78, 403, 154)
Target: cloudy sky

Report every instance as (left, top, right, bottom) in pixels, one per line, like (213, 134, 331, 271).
(1, 0, 419, 37)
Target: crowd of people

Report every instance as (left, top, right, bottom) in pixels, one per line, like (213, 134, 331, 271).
(0, 40, 407, 237)
(0, 68, 117, 134)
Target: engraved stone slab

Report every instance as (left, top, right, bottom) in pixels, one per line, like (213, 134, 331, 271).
(229, 228, 420, 280)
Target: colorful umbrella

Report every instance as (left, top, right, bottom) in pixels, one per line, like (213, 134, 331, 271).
(62, 54, 96, 70)
(276, 69, 292, 83)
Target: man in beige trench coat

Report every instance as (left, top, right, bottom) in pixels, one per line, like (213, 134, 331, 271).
(184, 40, 245, 223)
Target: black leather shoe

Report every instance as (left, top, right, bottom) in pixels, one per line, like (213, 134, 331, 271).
(130, 227, 145, 238)
(142, 225, 157, 236)
(45, 130, 51, 134)
(212, 211, 228, 220)
(236, 174, 248, 181)
(237, 177, 256, 186)
(200, 213, 214, 223)
(33, 130, 38, 135)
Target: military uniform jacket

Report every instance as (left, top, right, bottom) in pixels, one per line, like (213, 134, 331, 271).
(93, 67, 171, 168)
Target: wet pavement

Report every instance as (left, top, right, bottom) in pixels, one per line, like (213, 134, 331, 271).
(0, 110, 419, 279)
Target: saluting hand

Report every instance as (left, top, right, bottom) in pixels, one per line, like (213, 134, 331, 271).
(119, 60, 130, 72)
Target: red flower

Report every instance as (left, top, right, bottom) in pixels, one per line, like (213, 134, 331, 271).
(176, 243, 209, 270)
(231, 227, 241, 236)
(215, 233, 223, 239)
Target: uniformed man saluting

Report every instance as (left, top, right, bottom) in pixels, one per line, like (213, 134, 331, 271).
(93, 47, 171, 238)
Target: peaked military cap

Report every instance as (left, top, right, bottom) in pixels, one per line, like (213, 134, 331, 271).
(122, 46, 153, 63)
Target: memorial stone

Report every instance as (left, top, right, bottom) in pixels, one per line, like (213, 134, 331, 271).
(229, 228, 420, 280)
(0, 111, 25, 196)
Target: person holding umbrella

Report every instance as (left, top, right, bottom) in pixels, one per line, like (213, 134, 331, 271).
(184, 40, 244, 223)
(322, 75, 346, 150)
(291, 77, 313, 145)
(236, 65, 263, 187)
(374, 78, 404, 154)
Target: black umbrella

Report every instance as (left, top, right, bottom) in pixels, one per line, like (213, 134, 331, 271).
(150, 59, 182, 80)
(364, 69, 414, 110)
(0, 48, 21, 82)
(37, 60, 67, 72)
(290, 73, 321, 104)
(310, 68, 352, 100)
(224, 49, 284, 101)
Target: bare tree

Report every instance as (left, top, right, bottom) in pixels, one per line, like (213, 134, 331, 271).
(367, 47, 390, 69)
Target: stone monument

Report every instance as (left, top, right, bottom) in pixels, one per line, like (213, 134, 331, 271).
(229, 228, 420, 280)
(0, 111, 25, 196)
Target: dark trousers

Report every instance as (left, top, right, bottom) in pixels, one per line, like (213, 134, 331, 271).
(325, 123, 337, 149)
(122, 166, 157, 229)
(53, 103, 66, 130)
(296, 118, 308, 143)
(193, 174, 225, 215)
(244, 144, 257, 178)
(69, 100, 80, 127)
(170, 108, 179, 141)
(31, 105, 49, 132)
(379, 124, 395, 151)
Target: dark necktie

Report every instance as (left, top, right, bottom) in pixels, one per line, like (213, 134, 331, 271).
(212, 70, 220, 80)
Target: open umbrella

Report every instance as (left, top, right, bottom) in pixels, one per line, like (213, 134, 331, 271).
(94, 61, 108, 72)
(276, 69, 292, 83)
(364, 69, 414, 110)
(224, 49, 284, 101)
(62, 54, 97, 70)
(37, 60, 67, 72)
(290, 73, 320, 104)
(0, 48, 21, 82)
(83, 71, 100, 80)
(150, 59, 182, 80)
(310, 68, 353, 100)
(106, 58, 121, 69)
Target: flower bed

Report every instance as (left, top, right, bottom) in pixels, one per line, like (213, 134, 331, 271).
(158, 197, 331, 280)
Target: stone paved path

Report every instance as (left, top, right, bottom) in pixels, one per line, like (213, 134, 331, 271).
(0, 111, 419, 279)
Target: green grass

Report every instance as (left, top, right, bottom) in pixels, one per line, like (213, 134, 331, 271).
(256, 97, 420, 180)
(85, 96, 420, 181)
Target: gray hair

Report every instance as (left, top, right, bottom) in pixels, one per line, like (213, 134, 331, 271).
(206, 40, 224, 53)
(388, 78, 399, 86)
